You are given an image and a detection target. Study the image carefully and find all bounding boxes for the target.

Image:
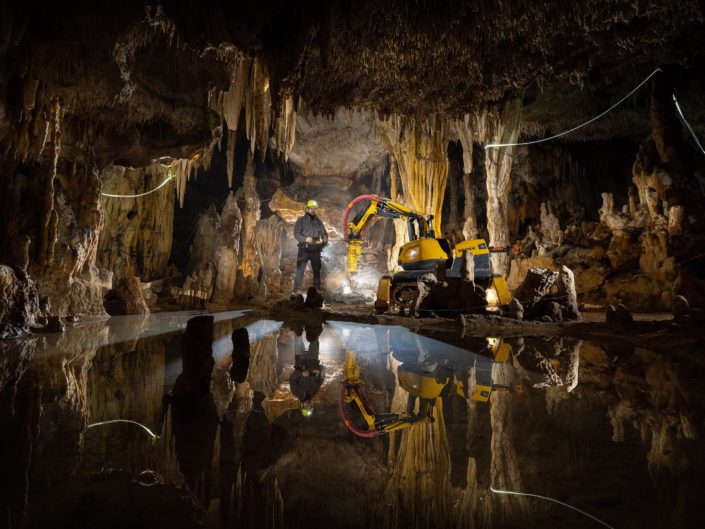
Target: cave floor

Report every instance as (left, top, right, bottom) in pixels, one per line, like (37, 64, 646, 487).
(2, 307, 705, 528)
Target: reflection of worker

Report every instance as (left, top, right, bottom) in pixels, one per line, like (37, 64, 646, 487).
(293, 199, 328, 292)
(230, 327, 250, 384)
(289, 323, 326, 416)
(166, 316, 218, 494)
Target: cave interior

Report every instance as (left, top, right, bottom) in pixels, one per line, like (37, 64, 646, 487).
(2, 1, 705, 528)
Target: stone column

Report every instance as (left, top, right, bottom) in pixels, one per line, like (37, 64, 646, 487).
(484, 99, 522, 275)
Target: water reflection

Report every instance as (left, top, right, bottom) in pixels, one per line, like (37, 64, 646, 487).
(1, 312, 704, 528)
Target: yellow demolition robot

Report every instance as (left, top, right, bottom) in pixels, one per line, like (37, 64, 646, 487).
(341, 194, 514, 314)
(339, 337, 523, 437)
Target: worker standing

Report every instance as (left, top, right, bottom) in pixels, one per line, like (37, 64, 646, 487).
(293, 199, 328, 292)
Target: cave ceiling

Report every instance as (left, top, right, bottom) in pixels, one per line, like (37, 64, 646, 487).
(1, 0, 704, 166)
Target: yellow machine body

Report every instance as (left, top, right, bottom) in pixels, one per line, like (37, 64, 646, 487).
(489, 276, 512, 306)
(342, 194, 515, 314)
(454, 238, 490, 258)
(397, 238, 449, 270)
(456, 337, 513, 402)
(397, 367, 449, 400)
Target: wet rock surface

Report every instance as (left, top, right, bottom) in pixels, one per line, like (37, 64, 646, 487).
(0, 265, 40, 338)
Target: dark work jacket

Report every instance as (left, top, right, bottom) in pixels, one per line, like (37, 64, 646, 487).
(294, 214, 328, 247)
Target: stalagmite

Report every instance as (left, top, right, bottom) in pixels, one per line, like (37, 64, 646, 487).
(254, 216, 285, 294)
(211, 193, 242, 304)
(236, 156, 261, 294)
(483, 99, 523, 274)
(488, 361, 530, 524)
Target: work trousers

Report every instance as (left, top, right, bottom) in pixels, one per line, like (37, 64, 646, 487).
(294, 247, 322, 290)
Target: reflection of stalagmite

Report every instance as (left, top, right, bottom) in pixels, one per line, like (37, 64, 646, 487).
(381, 397, 452, 529)
(543, 339, 582, 413)
(607, 347, 696, 485)
(246, 324, 280, 397)
(86, 329, 166, 474)
(488, 361, 530, 524)
(379, 350, 454, 529)
(1, 322, 107, 527)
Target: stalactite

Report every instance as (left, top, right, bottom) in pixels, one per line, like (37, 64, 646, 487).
(273, 95, 297, 161)
(378, 115, 450, 273)
(222, 57, 249, 133)
(378, 115, 449, 233)
(227, 129, 236, 189)
(386, 159, 410, 273)
(215, 56, 296, 180)
(453, 118, 480, 240)
(252, 60, 272, 161)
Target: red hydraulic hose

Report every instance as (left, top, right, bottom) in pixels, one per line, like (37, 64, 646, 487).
(339, 384, 382, 438)
(342, 194, 382, 241)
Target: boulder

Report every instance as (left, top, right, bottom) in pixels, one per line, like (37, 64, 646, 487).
(513, 267, 559, 310)
(506, 256, 560, 292)
(553, 265, 581, 320)
(105, 275, 150, 315)
(506, 298, 524, 321)
(606, 303, 634, 323)
(537, 301, 563, 322)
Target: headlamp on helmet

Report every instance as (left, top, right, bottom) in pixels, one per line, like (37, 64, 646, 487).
(300, 401, 314, 417)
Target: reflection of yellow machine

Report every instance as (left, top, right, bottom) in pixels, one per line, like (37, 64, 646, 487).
(340, 337, 523, 437)
(341, 194, 514, 314)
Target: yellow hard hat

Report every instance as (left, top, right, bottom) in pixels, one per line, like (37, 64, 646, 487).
(306, 199, 318, 210)
(301, 403, 314, 417)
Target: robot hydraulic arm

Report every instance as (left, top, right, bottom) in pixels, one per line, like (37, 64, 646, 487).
(342, 194, 432, 275)
(340, 352, 434, 437)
